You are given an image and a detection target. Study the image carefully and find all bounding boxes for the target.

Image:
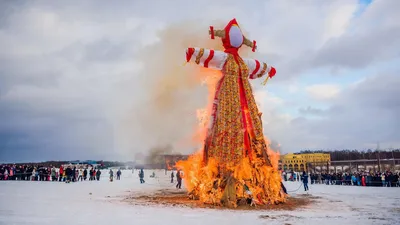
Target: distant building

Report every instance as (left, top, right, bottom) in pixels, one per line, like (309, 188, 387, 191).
(279, 153, 331, 172)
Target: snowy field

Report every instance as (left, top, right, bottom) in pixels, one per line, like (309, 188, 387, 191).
(0, 169, 399, 225)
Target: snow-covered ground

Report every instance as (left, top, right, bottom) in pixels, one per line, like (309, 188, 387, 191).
(0, 169, 399, 225)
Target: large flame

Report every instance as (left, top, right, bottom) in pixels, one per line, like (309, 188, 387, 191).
(176, 69, 286, 207)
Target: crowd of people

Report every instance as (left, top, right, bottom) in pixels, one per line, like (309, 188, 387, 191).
(4, 163, 397, 189)
(0, 164, 123, 183)
(283, 170, 400, 187)
(0, 163, 183, 188)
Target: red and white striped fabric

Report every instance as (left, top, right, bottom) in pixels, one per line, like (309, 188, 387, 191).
(186, 47, 227, 70)
(243, 58, 276, 79)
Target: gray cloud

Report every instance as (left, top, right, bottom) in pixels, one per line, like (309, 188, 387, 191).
(265, 73, 400, 152)
(298, 106, 325, 116)
(313, 26, 400, 69)
(0, 1, 399, 162)
(275, 0, 400, 79)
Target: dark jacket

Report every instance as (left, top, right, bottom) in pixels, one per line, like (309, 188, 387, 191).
(177, 171, 182, 181)
(302, 173, 309, 183)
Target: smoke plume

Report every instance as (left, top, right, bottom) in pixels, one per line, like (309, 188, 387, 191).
(114, 20, 256, 160)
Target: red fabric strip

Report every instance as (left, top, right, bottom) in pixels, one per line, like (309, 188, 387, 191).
(233, 56, 253, 160)
(203, 50, 214, 68)
(250, 60, 260, 79)
(186, 48, 195, 62)
(268, 66, 276, 78)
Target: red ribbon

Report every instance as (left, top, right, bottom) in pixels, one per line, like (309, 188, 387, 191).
(268, 67, 276, 78)
(186, 48, 195, 62)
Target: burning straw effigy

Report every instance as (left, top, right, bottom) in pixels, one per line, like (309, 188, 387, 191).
(175, 19, 287, 208)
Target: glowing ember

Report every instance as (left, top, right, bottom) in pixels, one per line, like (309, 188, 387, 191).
(176, 19, 286, 208)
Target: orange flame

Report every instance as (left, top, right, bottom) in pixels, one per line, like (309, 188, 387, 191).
(191, 68, 222, 144)
(176, 68, 286, 207)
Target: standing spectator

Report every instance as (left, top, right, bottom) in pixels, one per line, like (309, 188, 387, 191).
(83, 168, 88, 181)
(59, 166, 64, 182)
(116, 169, 121, 180)
(4, 168, 8, 180)
(89, 168, 94, 181)
(96, 169, 101, 181)
(62, 169, 66, 182)
(176, 170, 182, 189)
(351, 174, 357, 185)
(139, 169, 145, 184)
(381, 173, 386, 187)
(51, 167, 56, 181)
(93, 169, 97, 181)
(387, 172, 393, 187)
(9, 166, 14, 180)
(171, 171, 174, 183)
(74, 167, 78, 182)
(72, 167, 77, 182)
(78, 169, 83, 181)
(38, 168, 44, 181)
(31, 168, 36, 181)
(65, 166, 72, 183)
(302, 171, 309, 192)
(109, 169, 114, 182)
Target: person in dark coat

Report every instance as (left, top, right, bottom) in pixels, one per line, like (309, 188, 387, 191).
(116, 169, 121, 180)
(176, 170, 182, 189)
(83, 168, 87, 180)
(139, 169, 145, 183)
(171, 171, 174, 183)
(302, 171, 309, 191)
(96, 169, 101, 181)
(72, 167, 76, 182)
(89, 168, 93, 181)
(65, 166, 73, 183)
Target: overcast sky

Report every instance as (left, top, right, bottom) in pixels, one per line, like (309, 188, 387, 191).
(0, 0, 399, 163)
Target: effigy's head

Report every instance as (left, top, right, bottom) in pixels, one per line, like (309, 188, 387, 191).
(209, 18, 257, 52)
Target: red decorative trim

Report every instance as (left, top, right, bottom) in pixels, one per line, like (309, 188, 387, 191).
(268, 66, 276, 78)
(252, 40, 256, 52)
(186, 48, 195, 62)
(210, 26, 214, 39)
(203, 50, 214, 68)
(250, 60, 260, 79)
(232, 56, 253, 160)
(222, 18, 239, 50)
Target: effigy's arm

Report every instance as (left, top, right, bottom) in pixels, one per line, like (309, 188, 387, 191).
(243, 58, 276, 80)
(185, 47, 227, 70)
